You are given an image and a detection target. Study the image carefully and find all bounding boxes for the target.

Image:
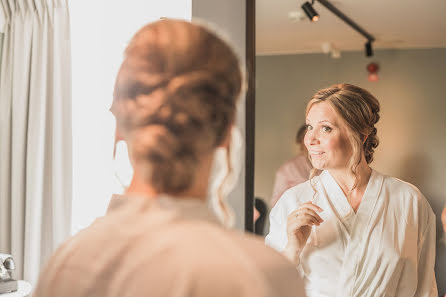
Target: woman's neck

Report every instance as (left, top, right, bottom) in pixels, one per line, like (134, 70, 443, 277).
(125, 153, 213, 202)
(125, 175, 209, 201)
(329, 158, 372, 207)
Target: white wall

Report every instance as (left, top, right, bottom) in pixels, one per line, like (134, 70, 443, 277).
(192, 0, 247, 230)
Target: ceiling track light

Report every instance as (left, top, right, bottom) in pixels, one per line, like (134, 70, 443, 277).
(301, 1, 319, 22)
(365, 40, 373, 57)
(311, 0, 376, 57)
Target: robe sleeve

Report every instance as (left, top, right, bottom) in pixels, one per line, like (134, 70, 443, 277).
(414, 195, 438, 297)
(265, 191, 292, 252)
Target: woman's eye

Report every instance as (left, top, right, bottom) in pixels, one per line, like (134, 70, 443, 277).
(322, 126, 332, 132)
(305, 124, 313, 131)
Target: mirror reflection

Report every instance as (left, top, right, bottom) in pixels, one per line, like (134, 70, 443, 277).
(255, 0, 446, 296)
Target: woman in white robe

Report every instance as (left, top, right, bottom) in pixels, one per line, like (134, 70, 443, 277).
(266, 83, 437, 297)
(33, 20, 306, 297)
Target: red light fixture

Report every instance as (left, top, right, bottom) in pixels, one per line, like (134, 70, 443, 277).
(367, 62, 379, 82)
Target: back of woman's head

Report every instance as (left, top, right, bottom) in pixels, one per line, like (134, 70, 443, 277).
(111, 19, 243, 195)
(306, 83, 380, 174)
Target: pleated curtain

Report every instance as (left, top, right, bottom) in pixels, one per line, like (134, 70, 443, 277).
(0, 0, 72, 286)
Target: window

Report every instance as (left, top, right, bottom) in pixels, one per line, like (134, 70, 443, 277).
(70, 1, 192, 234)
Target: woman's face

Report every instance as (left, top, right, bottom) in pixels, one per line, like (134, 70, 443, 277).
(304, 101, 353, 171)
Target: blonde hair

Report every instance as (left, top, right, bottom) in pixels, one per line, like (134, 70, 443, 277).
(110, 20, 243, 195)
(306, 83, 380, 192)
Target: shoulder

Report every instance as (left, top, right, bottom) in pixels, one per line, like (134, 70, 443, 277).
(379, 172, 435, 225)
(37, 220, 303, 297)
(168, 223, 290, 268)
(232, 233, 306, 297)
(148, 223, 305, 297)
(185, 229, 305, 297)
(381, 173, 428, 205)
(382, 174, 419, 194)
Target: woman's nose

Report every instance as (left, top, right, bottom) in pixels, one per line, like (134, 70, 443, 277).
(305, 130, 320, 146)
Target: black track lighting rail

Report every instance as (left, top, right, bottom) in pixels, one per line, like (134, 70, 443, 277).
(316, 0, 375, 42)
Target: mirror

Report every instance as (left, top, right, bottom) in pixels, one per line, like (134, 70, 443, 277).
(253, 0, 446, 294)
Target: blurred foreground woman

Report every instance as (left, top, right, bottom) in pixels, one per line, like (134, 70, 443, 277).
(33, 20, 305, 297)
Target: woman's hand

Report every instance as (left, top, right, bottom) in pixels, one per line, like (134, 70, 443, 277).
(283, 202, 323, 264)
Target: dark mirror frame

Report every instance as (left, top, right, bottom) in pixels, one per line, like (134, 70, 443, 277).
(245, 0, 255, 232)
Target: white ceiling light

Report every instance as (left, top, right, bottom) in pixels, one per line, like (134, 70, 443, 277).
(321, 41, 332, 54)
(321, 41, 341, 58)
(288, 10, 306, 22)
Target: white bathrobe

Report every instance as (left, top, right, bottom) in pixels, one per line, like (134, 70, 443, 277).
(266, 169, 437, 297)
(33, 194, 306, 297)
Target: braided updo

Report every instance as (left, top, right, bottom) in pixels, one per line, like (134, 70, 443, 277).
(110, 20, 243, 194)
(306, 84, 380, 187)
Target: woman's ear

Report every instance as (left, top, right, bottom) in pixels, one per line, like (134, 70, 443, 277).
(113, 128, 125, 158)
(115, 127, 124, 142)
(218, 125, 233, 149)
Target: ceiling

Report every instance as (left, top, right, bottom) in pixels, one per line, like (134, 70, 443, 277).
(257, 0, 446, 55)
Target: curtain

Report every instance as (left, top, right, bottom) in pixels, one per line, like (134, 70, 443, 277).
(0, 0, 72, 286)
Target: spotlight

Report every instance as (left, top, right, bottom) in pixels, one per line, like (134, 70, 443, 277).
(302, 1, 319, 22)
(365, 41, 373, 57)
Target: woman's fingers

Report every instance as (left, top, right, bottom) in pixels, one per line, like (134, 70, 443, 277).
(289, 206, 323, 223)
(287, 209, 300, 223)
(290, 211, 322, 225)
(298, 209, 324, 224)
(288, 212, 321, 228)
(288, 202, 322, 217)
(299, 214, 320, 226)
(287, 213, 324, 225)
(287, 202, 324, 231)
(300, 203, 323, 221)
(302, 202, 323, 213)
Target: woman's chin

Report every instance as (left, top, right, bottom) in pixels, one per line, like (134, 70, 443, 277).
(311, 162, 326, 171)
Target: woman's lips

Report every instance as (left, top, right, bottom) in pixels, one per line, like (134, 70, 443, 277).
(310, 151, 325, 156)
